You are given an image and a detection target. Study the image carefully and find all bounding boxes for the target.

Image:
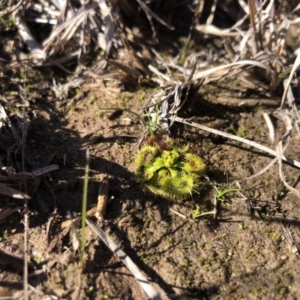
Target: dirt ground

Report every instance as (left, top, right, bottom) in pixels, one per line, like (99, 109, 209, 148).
(1, 76, 300, 300)
(1, 2, 300, 297)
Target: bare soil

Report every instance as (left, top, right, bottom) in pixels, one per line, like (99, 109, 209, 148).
(1, 79, 300, 300)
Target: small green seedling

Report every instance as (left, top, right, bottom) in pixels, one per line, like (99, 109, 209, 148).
(192, 205, 215, 219)
(192, 186, 240, 219)
(230, 127, 246, 137)
(213, 186, 240, 202)
(80, 149, 90, 267)
(0, 15, 16, 29)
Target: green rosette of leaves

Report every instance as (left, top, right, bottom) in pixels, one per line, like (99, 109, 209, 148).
(135, 145, 205, 200)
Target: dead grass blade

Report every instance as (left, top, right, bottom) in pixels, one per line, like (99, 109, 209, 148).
(23, 198, 29, 300)
(192, 59, 272, 81)
(43, 3, 96, 54)
(0, 104, 19, 140)
(174, 116, 300, 170)
(169, 208, 192, 220)
(280, 51, 300, 109)
(0, 182, 31, 199)
(86, 218, 161, 300)
(291, 3, 300, 14)
(247, 0, 259, 54)
(276, 140, 300, 198)
(237, 0, 249, 14)
(136, 0, 174, 32)
(31, 165, 59, 176)
(245, 157, 278, 180)
(233, 29, 253, 62)
(107, 59, 143, 79)
(0, 0, 23, 17)
(205, 0, 217, 25)
(10, 0, 117, 72)
(262, 112, 275, 144)
(281, 222, 299, 255)
(275, 17, 290, 56)
(245, 111, 292, 180)
(51, 59, 107, 99)
(70, 218, 80, 252)
(195, 24, 241, 37)
(14, 13, 45, 61)
(148, 64, 172, 83)
(0, 104, 7, 128)
(248, 103, 300, 197)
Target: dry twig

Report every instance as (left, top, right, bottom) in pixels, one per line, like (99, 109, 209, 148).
(174, 116, 300, 170)
(86, 218, 161, 300)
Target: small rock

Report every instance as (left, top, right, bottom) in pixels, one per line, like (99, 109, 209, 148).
(280, 255, 288, 261)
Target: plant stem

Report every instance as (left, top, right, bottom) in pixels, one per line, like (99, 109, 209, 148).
(81, 149, 90, 266)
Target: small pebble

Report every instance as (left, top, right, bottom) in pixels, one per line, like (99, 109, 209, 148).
(280, 255, 288, 261)
(121, 117, 132, 125)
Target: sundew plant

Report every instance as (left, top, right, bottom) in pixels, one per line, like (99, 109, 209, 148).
(135, 135, 205, 200)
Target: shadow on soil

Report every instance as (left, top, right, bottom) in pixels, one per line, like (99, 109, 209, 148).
(1, 78, 300, 299)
